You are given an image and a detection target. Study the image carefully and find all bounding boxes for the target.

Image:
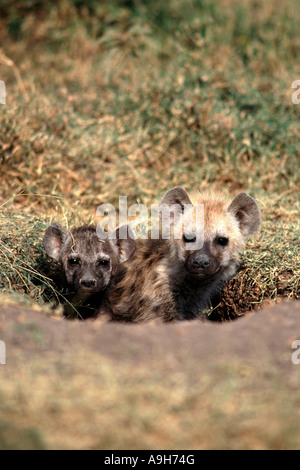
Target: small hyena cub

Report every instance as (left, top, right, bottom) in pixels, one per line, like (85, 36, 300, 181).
(43, 223, 135, 318)
(102, 187, 261, 322)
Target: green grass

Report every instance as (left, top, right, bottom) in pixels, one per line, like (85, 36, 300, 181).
(0, 0, 299, 316)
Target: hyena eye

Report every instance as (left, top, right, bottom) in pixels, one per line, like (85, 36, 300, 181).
(99, 259, 110, 267)
(68, 257, 80, 266)
(216, 237, 229, 246)
(183, 233, 197, 243)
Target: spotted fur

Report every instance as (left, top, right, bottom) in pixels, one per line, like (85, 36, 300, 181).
(101, 188, 261, 322)
(43, 224, 135, 318)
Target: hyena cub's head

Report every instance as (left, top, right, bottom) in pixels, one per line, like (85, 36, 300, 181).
(43, 223, 136, 294)
(160, 186, 261, 282)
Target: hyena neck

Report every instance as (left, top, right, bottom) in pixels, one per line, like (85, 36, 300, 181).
(171, 258, 240, 319)
(64, 291, 105, 319)
(172, 273, 223, 320)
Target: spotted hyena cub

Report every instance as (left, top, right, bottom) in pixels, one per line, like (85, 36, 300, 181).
(101, 187, 261, 322)
(43, 223, 135, 318)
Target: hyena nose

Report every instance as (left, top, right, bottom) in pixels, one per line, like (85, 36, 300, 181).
(192, 254, 210, 269)
(80, 278, 96, 288)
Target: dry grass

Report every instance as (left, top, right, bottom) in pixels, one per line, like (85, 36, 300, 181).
(0, 0, 299, 317)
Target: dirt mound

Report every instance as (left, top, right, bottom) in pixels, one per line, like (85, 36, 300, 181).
(0, 301, 300, 449)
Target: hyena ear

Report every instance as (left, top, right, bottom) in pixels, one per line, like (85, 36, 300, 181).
(227, 193, 261, 238)
(43, 223, 71, 261)
(110, 225, 136, 263)
(160, 186, 192, 208)
(159, 187, 192, 225)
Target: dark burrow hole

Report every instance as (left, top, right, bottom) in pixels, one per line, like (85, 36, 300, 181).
(34, 253, 261, 323)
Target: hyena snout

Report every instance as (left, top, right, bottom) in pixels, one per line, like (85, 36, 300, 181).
(192, 254, 210, 269)
(77, 268, 108, 292)
(79, 276, 97, 289)
(186, 251, 219, 277)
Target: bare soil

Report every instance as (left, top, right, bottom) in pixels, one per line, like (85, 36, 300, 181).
(0, 301, 300, 449)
